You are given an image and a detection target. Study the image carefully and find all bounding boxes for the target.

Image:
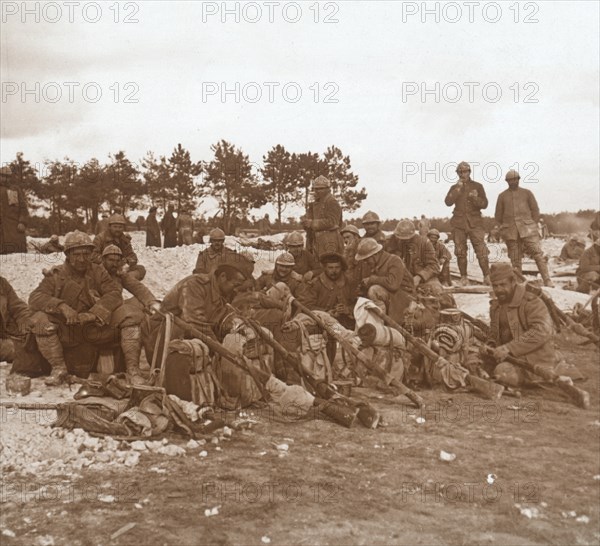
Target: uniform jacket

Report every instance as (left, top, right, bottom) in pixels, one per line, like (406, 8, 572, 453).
(560, 243, 585, 261)
(0, 182, 29, 254)
(95, 218, 109, 235)
(577, 245, 600, 276)
(193, 246, 238, 275)
(432, 240, 452, 265)
(176, 213, 194, 245)
(299, 272, 356, 313)
(1, 276, 31, 337)
(494, 187, 541, 240)
(444, 179, 488, 230)
(306, 191, 344, 257)
(29, 262, 122, 325)
(362, 230, 387, 246)
(109, 269, 157, 308)
(145, 212, 161, 247)
(255, 269, 306, 298)
(161, 211, 177, 248)
(291, 249, 320, 276)
(489, 283, 556, 368)
(92, 231, 138, 266)
(385, 235, 440, 282)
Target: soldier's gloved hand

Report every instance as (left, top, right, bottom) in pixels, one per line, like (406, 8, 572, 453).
(492, 344, 510, 362)
(17, 223, 26, 233)
(77, 312, 97, 325)
(58, 303, 79, 325)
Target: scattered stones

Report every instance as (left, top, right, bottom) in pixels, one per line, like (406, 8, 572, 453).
(439, 450, 456, 462)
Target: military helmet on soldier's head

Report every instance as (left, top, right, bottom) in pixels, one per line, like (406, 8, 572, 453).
(209, 228, 226, 241)
(312, 175, 330, 189)
(64, 230, 94, 253)
(427, 228, 441, 239)
(108, 214, 127, 226)
(341, 224, 360, 237)
(456, 161, 471, 172)
(505, 169, 520, 181)
(275, 252, 295, 266)
(102, 244, 123, 257)
(361, 211, 381, 224)
(355, 238, 383, 261)
(285, 231, 304, 246)
(394, 219, 416, 240)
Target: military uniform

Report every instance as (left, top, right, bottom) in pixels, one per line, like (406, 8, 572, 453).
(161, 210, 177, 248)
(305, 191, 344, 257)
(290, 249, 320, 277)
(576, 245, 600, 293)
(0, 173, 29, 254)
(40, 239, 64, 254)
(560, 240, 585, 261)
(1, 276, 32, 364)
(385, 234, 440, 288)
(145, 210, 161, 247)
(362, 230, 387, 246)
(255, 269, 306, 298)
(444, 178, 490, 278)
(299, 272, 356, 330)
(92, 230, 145, 279)
(431, 239, 452, 286)
(176, 212, 194, 245)
(193, 246, 239, 275)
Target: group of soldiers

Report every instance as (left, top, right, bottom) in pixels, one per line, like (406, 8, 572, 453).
(2, 164, 596, 414)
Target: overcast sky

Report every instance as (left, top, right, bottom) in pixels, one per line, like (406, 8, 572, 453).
(1, 0, 598, 220)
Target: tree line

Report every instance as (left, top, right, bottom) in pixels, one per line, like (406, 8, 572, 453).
(7, 141, 366, 235)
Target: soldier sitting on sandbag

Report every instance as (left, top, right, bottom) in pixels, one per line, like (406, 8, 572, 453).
(560, 236, 586, 262)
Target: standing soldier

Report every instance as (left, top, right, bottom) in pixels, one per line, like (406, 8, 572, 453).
(146, 206, 161, 247)
(417, 214, 431, 237)
(495, 170, 554, 287)
(283, 231, 320, 281)
(361, 211, 387, 245)
(95, 212, 110, 235)
(444, 161, 491, 285)
(0, 165, 29, 254)
(176, 208, 194, 245)
(302, 176, 344, 259)
(161, 204, 177, 248)
(428, 229, 452, 287)
(193, 228, 237, 274)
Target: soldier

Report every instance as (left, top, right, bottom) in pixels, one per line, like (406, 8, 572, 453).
(28, 231, 122, 385)
(361, 211, 387, 245)
(95, 212, 110, 235)
(354, 238, 413, 323)
(161, 204, 177, 248)
(300, 252, 356, 331)
(560, 236, 586, 261)
(495, 170, 554, 287)
(92, 214, 146, 280)
(101, 245, 161, 384)
(283, 231, 320, 280)
(193, 228, 237, 274)
(1, 276, 32, 367)
(40, 235, 64, 254)
(302, 176, 344, 258)
(417, 214, 431, 237)
(428, 229, 452, 287)
(341, 224, 363, 295)
(444, 161, 491, 285)
(576, 230, 600, 293)
(385, 219, 442, 295)
(0, 165, 29, 254)
(485, 263, 557, 387)
(146, 206, 161, 247)
(255, 252, 306, 298)
(176, 208, 194, 245)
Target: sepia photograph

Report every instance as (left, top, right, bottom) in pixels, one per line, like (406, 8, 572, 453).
(1, 1, 599, 544)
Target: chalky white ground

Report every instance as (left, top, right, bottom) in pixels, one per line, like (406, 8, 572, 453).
(0, 233, 590, 478)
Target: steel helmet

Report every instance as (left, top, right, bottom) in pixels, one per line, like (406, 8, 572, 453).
(275, 252, 296, 266)
(427, 228, 441, 239)
(285, 231, 304, 246)
(456, 161, 471, 173)
(312, 175, 330, 189)
(505, 169, 520, 181)
(108, 214, 127, 225)
(394, 220, 416, 240)
(209, 228, 226, 241)
(341, 224, 360, 237)
(101, 244, 123, 257)
(64, 230, 94, 252)
(355, 238, 382, 261)
(361, 211, 381, 224)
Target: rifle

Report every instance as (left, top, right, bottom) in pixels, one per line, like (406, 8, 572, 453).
(290, 299, 425, 408)
(366, 305, 505, 400)
(481, 345, 590, 409)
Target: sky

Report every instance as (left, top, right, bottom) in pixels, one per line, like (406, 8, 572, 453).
(1, 0, 599, 220)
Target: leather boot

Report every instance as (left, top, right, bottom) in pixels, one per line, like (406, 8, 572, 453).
(120, 325, 145, 385)
(314, 398, 358, 428)
(36, 334, 68, 386)
(457, 256, 468, 278)
(536, 258, 555, 287)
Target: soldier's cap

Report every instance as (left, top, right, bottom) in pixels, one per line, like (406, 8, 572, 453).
(108, 214, 127, 225)
(394, 219, 416, 240)
(275, 252, 295, 266)
(319, 252, 348, 271)
(490, 262, 516, 283)
(355, 238, 383, 261)
(570, 235, 585, 246)
(361, 211, 381, 224)
(284, 231, 304, 246)
(427, 228, 441, 238)
(505, 169, 520, 181)
(214, 261, 248, 280)
(340, 224, 360, 237)
(0, 165, 12, 177)
(312, 175, 330, 189)
(209, 228, 226, 241)
(102, 244, 123, 257)
(456, 161, 471, 172)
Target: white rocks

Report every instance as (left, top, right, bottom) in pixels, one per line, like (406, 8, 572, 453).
(439, 450, 456, 462)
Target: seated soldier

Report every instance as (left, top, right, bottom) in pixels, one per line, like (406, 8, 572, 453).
(101, 245, 161, 384)
(26, 231, 123, 385)
(386, 219, 442, 296)
(193, 228, 237, 274)
(484, 263, 557, 387)
(361, 211, 387, 245)
(92, 214, 146, 280)
(255, 252, 306, 298)
(284, 231, 320, 281)
(427, 228, 452, 287)
(1, 276, 32, 368)
(354, 238, 414, 323)
(560, 236, 586, 262)
(576, 230, 600, 293)
(40, 235, 64, 254)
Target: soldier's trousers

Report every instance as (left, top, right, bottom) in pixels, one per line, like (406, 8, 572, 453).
(505, 235, 545, 274)
(453, 226, 490, 277)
